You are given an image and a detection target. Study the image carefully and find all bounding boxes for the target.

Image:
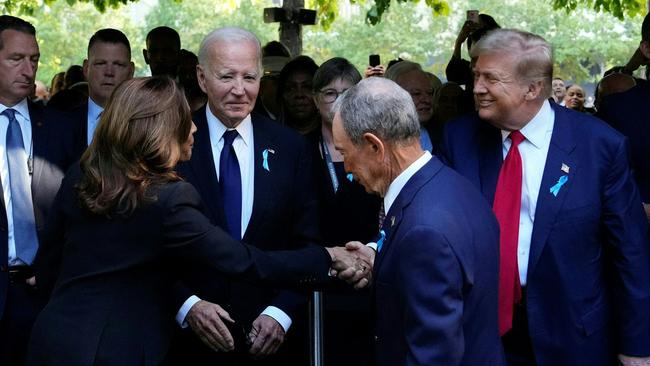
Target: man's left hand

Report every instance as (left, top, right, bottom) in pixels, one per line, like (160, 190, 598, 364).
(619, 354, 650, 366)
(248, 315, 285, 359)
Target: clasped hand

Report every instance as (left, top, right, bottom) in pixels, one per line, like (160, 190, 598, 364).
(326, 241, 375, 289)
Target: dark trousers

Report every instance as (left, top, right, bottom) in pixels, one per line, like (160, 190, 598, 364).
(501, 289, 537, 366)
(0, 280, 44, 366)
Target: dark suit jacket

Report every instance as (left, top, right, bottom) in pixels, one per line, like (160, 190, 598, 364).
(598, 83, 650, 202)
(174, 107, 319, 333)
(441, 104, 650, 365)
(373, 156, 503, 366)
(27, 166, 330, 366)
(0, 101, 77, 317)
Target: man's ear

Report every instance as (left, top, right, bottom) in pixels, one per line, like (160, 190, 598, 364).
(196, 64, 208, 94)
(143, 49, 150, 65)
(362, 132, 385, 160)
(524, 80, 544, 101)
(82, 59, 89, 79)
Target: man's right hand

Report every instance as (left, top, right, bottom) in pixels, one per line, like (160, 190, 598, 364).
(186, 300, 236, 352)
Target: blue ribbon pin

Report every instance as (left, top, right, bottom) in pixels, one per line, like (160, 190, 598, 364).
(262, 149, 273, 172)
(376, 230, 386, 252)
(346, 173, 354, 182)
(549, 175, 568, 197)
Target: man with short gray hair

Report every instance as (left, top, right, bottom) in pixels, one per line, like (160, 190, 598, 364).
(442, 28, 650, 366)
(333, 76, 503, 365)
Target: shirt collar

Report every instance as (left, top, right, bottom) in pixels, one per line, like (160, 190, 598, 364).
(88, 97, 104, 121)
(0, 98, 30, 121)
(206, 106, 253, 146)
(384, 151, 432, 213)
(501, 100, 554, 149)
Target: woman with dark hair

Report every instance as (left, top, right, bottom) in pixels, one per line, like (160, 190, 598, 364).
(26, 77, 349, 366)
(277, 55, 320, 134)
(308, 57, 381, 366)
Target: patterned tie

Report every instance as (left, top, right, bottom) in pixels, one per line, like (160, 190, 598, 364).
(378, 201, 386, 230)
(493, 130, 525, 336)
(3, 109, 38, 264)
(219, 130, 242, 240)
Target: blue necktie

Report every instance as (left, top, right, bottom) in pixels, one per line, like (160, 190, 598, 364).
(219, 130, 242, 240)
(4, 109, 38, 264)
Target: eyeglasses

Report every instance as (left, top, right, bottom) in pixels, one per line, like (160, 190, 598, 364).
(319, 88, 349, 104)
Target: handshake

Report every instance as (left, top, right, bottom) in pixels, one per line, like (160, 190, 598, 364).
(325, 241, 376, 289)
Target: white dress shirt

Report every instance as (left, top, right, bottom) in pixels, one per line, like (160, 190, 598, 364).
(367, 151, 432, 252)
(0, 99, 34, 266)
(177, 108, 292, 332)
(87, 97, 103, 146)
(500, 100, 554, 286)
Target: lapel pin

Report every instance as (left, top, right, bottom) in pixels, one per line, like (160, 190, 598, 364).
(561, 163, 570, 174)
(262, 149, 274, 172)
(346, 173, 354, 182)
(549, 175, 569, 197)
(390, 216, 395, 227)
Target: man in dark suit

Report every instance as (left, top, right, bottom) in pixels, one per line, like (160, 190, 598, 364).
(0, 15, 76, 365)
(64, 28, 134, 158)
(169, 27, 318, 365)
(441, 29, 650, 366)
(332, 76, 503, 365)
(598, 13, 650, 224)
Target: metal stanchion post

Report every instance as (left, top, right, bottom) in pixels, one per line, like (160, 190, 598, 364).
(310, 290, 324, 366)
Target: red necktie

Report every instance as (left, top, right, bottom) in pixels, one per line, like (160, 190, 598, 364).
(493, 130, 525, 336)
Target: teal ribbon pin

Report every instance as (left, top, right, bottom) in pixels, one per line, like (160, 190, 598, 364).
(376, 230, 386, 252)
(346, 173, 354, 182)
(549, 175, 568, 197)
(262, 149, 272, 172)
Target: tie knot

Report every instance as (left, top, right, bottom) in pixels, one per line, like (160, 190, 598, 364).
(509, 130, 525, 147)
(222, 130, 238, 147)
(2, 108, 16, 121)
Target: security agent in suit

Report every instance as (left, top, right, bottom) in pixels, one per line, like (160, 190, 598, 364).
(441, 29, 650, 366)
(63, 28, 134, 159)
(169, 27, 318, 365)
(0, 16, 77, 366)
(332, 77, 504, 366)
(598, 13, 650, 223)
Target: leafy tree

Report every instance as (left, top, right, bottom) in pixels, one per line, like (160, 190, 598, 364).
(3, 0, 647, 27)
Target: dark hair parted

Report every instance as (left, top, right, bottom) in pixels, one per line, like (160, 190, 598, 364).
(312, 57, 361, 92)
(77, 76, 192, 217)
(0, 15, 35, 50)
(88, 28, 131, 57)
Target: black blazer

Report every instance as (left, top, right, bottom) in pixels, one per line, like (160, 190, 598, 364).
(173, 107, 320, 327)
(0, 101, 77, 317)
(28, 166, 330, 366)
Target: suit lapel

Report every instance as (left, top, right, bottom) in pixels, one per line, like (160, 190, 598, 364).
(189, 106, 224, 222)
(374, 158, 443, 273)
(527, 106, 577, 278)
(478, 121, 503, 205)
(29, 102, 45, 197)
(243, 114, 276, 240)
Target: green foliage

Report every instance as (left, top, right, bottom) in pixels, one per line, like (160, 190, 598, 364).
(552, 0, 645, 20)
(8, 0, 647, 91)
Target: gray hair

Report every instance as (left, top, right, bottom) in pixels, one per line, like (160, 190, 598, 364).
(198, 27, 262, 72)
(333, 77, 420, 146)
(470, 28, 553, 99)
(384, 60, 423, 82)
